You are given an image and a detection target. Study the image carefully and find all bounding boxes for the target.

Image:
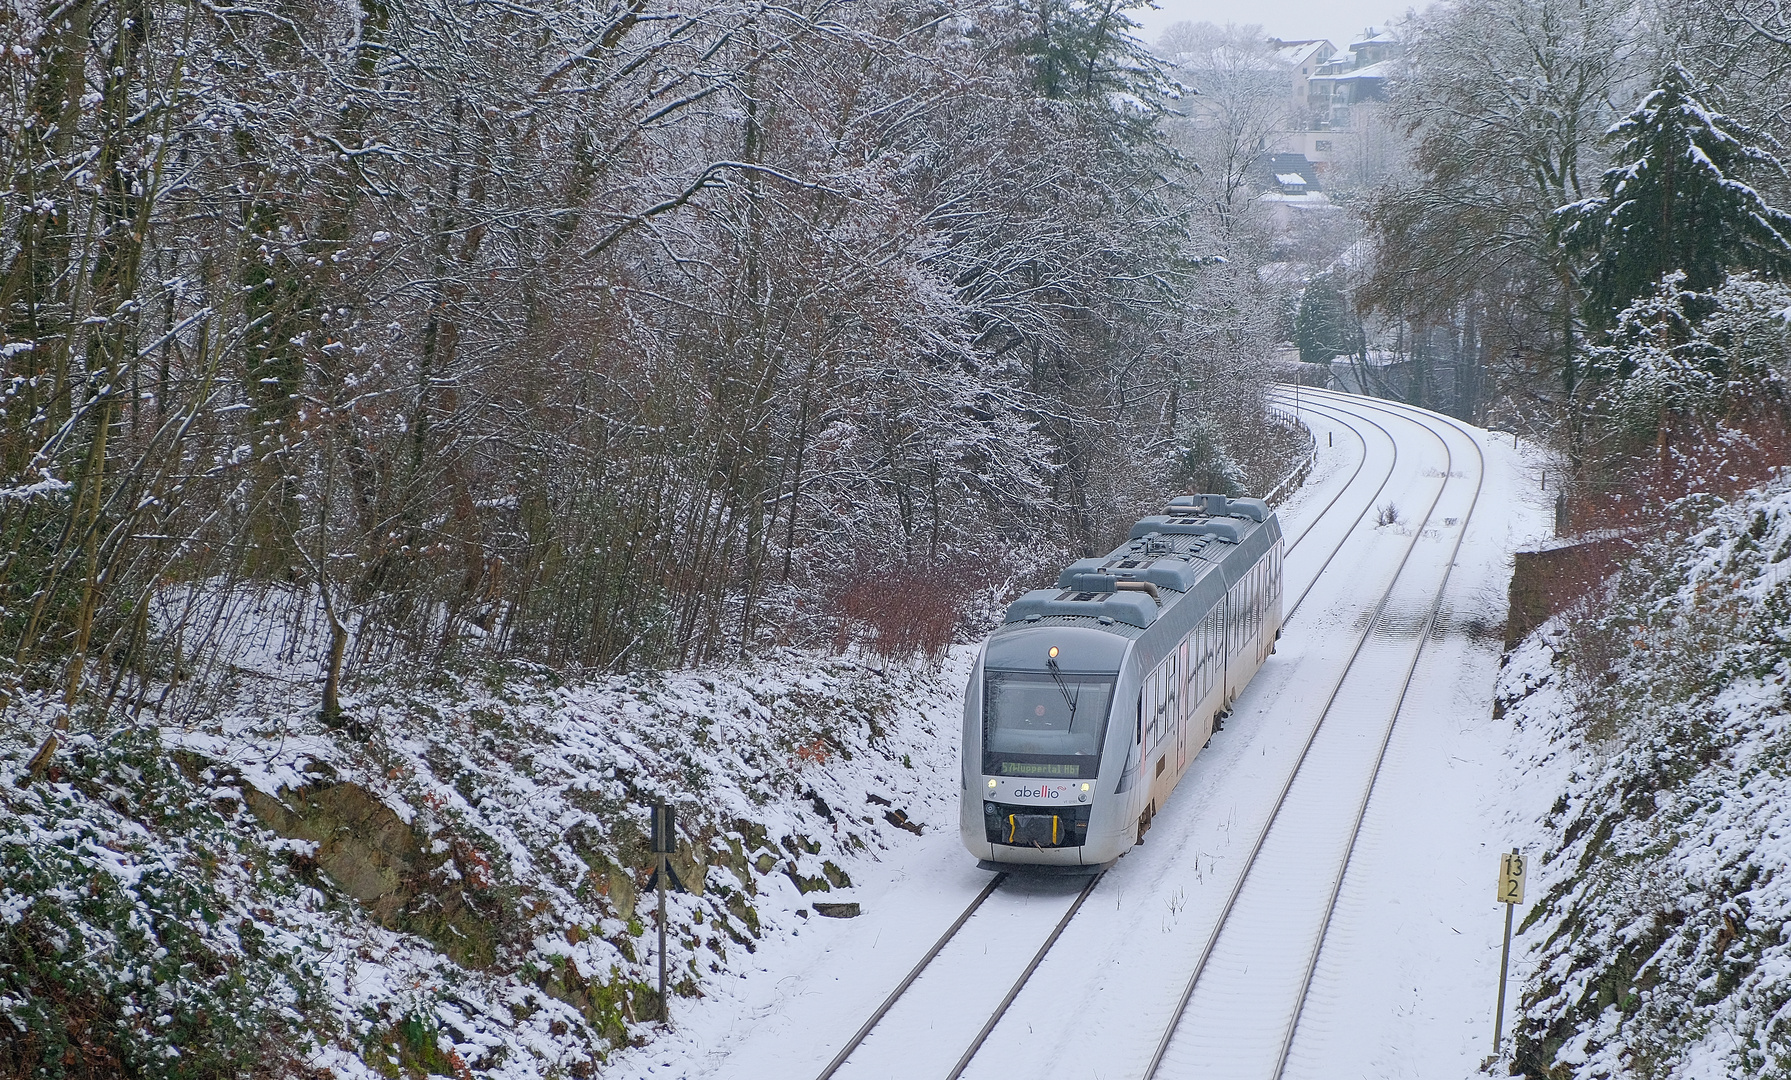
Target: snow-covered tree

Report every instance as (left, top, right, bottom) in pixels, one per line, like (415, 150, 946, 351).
(1361, 0, 1636, 416)
(0, 0, 1297, 705)
(1585, 271, 1791, 436)
(1557, 63, 1791, 326)
(1158, 22, 1291, 230)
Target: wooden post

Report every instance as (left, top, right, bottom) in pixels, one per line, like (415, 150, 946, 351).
(1493, 897, 1515, 1053)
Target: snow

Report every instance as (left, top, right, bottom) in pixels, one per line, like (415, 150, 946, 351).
(591, 388, 1553, 1078)
(2, 388, 1598, 1079)
(1495, 472, 1791, 1074)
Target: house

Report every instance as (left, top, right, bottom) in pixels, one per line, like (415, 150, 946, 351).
(1252, 153, 1334, 230)
(1254, 152, 1321, 194)
(1267, 38, 1336, 132)
(1307, 28, 1402, 136)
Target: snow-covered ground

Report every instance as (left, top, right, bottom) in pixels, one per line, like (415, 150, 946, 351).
(604, 389, 1555, 1079)
(1, 390, 1562, 1080)
(1493, 470, 1791, 1077)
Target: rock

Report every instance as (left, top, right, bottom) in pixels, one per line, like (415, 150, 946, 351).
(813, 903, 860, 919)
(669, 840, 707, 897)
(242, 779, 497, 969)
(606, 868, 636, 922)
(883, 808, 924, 836)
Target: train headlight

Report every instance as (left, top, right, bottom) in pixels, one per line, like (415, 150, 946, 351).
(1048, 646, 1059, 659)
(987, 778, 998, 790)
(1080, 783, 1090, 792)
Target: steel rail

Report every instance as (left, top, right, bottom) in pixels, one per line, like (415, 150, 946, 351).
(1143, 396, 1462, 1079)
(811, 872, 1008, 1080)
(1273, 397, 1403, 623)
(945, 870, 1107, 1080)
(1264, 391, 1489, 1080)
(813, 391, 1411, 1080)
(1275, 393, 1372, 560)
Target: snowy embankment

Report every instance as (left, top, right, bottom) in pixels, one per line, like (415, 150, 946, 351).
(0, 648, 971, 1078)
(1496, 477, 1791, 1078)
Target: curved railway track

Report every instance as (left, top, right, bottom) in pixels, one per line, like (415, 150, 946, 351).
(807, 392, 1486, 1080)
(1133, 389, 1487, 1079)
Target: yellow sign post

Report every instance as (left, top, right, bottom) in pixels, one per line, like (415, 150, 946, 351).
(1493, 848, 1527, 1059)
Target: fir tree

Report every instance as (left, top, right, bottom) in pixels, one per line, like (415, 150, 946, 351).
(1557, 63, 1791, 327)
(1294, 271, 1364, 364)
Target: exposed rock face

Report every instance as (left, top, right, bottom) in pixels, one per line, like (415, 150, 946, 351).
(243, 780, 498, 969)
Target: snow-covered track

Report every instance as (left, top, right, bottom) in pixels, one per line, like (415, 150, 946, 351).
(809, 873, 1102, 1080)
(1265, 389, 1490, 1077)
(802, 392, 1473, 1080)
(1271, 393, 1402, 621)
(1144, 393, 1484, 1079)
(943, 871, 1105, 1079)
(802, 397, 1403, 1080)
(811, 872, 1008, 1080)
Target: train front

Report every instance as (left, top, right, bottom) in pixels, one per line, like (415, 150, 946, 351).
(960, 624, 1137, 870)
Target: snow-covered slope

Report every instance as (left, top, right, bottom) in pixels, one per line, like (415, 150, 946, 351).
(1497, 478, 1791, 1078)
(1, 649, 970, 1078)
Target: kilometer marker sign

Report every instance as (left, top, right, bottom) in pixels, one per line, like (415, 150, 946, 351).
(1492, 848, 1527, 1061)
(1497, 851, 1527, 905)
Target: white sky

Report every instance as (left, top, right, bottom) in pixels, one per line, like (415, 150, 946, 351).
(1130, 0, 1414, 60)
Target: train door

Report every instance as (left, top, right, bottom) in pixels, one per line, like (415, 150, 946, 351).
(1197, 613, 1216, 742)
(1225, 584, 1240, 703)
(1176, 640, 1190, 774)
(1146, 661, 1172, 805)
(1254, 563, 1268, 665)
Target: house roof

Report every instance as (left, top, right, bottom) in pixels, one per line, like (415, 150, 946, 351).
(1330, 58, 1394, 82)
(1271, 39, 1333, 67)
(1349, 27, 1399, 49)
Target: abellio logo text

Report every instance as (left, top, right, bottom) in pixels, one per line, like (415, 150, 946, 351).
(1012, 784, 1065, 800)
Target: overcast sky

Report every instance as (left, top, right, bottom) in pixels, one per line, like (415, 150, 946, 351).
(1130, 0, 1415, 60)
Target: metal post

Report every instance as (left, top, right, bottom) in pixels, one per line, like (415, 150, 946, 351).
(650, 801, 675, 1026)
(1493, 847, 1519, 1058)
(657, 848, 668, 1023)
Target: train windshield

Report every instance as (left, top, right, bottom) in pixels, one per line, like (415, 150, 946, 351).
(983, 670, 1114, 779)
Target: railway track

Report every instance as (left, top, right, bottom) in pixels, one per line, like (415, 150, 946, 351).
(809, 392, 1428, 1080)
(1126, 388, 1488, 1080)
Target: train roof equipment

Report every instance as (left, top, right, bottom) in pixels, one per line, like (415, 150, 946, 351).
(994, 494, 1281, 660)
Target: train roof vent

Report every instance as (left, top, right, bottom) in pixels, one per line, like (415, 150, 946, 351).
(1129, 517, 1246, 543)
(1228, 497, 1269, 522)
(1124, 559, 1200, 592)
(1055, 558, 1106, 588)
(1068, 573, 1121, 593)
(1002, 588, 1157, 629)
(1165, 493, 1268, 522)
(1167, 493, 1230, 517)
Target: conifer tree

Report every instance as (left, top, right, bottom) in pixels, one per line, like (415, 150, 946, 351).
(1295, 272, 1363, 364)
(1557, 63, 1791, 326)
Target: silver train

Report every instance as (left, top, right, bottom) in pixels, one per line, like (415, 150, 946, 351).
(960, 494, 1285, 870)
